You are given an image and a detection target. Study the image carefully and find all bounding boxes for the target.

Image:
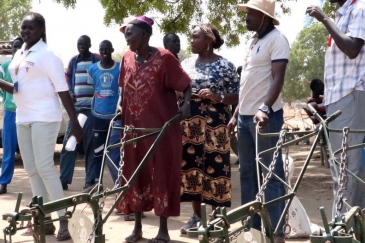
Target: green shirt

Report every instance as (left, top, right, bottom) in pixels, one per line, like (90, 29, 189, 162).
(0, 60, 16, 112)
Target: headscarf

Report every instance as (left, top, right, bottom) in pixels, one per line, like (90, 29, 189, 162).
(198, 23, 216, 43)
(128, 16, 154, 35)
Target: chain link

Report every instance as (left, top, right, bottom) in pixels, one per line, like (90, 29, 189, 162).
(283, 144, 291, 235)
(113, 125, 133, 189)
(336, 127, 349, 219)
(86, 190, 108, 243)
(256, 130, 287, 202)
(83, 124, 134, 242)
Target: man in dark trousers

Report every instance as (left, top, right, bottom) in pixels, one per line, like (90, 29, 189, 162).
(59, 35, 100, 192)
(228, 0, 290, 242)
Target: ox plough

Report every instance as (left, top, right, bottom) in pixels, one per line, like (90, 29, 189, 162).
(187, 104, 365, 243)
(2, 114, 181, 243)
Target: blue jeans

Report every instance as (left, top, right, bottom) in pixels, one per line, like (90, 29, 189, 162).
(238, 109, 285, 236)
(0, 110, 18, 185)
(105, 120, 121, 182)
(59, 109, 94, 185)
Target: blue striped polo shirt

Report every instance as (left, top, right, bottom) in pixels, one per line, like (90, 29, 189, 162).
(74, 60, 94, 108)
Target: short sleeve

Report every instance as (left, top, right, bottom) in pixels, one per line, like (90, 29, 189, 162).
(0, 66, 4, 79)
(44, 51, 69, 92)
(347, 5, 365, 40)
(0, 66, 4, 98)
(162, 52, 191, 92)
(270, 33, 290, 63)
(87, 67, 93, 85)
(223, 60, 240, 94)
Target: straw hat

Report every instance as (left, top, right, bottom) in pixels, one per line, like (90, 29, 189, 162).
(237, 0, 280, 25)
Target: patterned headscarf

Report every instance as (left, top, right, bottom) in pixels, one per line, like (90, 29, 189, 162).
(198, 23, 216, 43)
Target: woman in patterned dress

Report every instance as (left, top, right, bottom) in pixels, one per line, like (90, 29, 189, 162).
(118, 16, 191, 243)
(180, 23, 240, 233)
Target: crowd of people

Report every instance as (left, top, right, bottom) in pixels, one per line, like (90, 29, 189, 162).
(0, 0, 364, 242)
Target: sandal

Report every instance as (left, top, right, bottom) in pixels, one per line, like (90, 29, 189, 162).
(21, 227, 34, 237)
(124, 213, 146, 221)
(148, 237, 170, 243)
(21, 222, 55, 236)
(125, 232, 143, 243)
(56, 228, 71, 241)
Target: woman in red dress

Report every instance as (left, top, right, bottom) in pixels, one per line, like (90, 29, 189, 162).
(118, 16, 191, 243)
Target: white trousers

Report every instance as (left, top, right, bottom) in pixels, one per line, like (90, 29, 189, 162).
(17, 121, 65, 217)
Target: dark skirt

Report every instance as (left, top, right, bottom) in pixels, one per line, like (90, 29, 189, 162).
(180, 97, 232, 207)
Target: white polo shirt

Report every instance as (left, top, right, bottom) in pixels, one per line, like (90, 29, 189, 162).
(9, 39, 69, 123)
(239, 28, 290, 115)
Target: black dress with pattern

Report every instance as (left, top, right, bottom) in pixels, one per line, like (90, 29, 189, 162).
(180, 56, 239, 207)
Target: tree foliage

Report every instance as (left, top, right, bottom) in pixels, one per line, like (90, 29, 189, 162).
(0, 0, 32, 40)
(281, 22, 328, 102)
(52, 0, 298, 47)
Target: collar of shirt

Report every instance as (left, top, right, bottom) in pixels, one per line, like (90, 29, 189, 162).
(253, 25, 276, 39)
(20, 39, 45, 54)
(76, 52, 93, 62)
(336, 0, 356, 19)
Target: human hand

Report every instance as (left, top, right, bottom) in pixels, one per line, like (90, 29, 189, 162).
(306, 5, 328, 22)
(198, 88, 213, 99)
(227, 116, 238, 137)
(253, 110, 269, 131)
(69, 122, 83, 143)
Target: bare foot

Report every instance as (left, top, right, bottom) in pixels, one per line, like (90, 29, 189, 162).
(125, 229, 143, 243)
(148, 232, 170, 243)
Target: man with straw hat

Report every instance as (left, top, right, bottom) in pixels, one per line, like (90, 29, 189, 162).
(228, 0, 290, 242)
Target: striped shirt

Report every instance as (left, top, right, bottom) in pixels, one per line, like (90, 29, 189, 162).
(74, 60, 94, 108)
(324, 0, 365, 105)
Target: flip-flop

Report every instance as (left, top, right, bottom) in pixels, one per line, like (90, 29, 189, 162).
(125, 232, 143, 243)
(21, 227, 34, 237)
(56, 228, 71, 241)
(148, 237, 170, 243)
(115, 211, 125, 215)
(124, 213, 146, 221)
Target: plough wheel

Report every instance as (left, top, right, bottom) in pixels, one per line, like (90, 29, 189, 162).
(236, 229, 271, 243)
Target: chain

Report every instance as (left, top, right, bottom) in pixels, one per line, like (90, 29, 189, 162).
(336, 127, 349, 219)
(256, 130, 287, 202)
(86, 190, 108, 243)
(113, 125, 133, 189)
(283, 144, 291, 235)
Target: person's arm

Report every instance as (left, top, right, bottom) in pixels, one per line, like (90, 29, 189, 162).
(201, 92, 238, 105)
(227, 104, 240, 136)
(0, 79, 14, 94)
(58, 91, 83, 142)
(65, 59, 76, 102)
(179, 84, 192, 119)
(306, 5, 364, 59)
(253, 62, 287, 128)
(198, 60, 240, 105)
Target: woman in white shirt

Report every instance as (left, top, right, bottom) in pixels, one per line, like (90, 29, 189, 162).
(0, 12, 82, 241)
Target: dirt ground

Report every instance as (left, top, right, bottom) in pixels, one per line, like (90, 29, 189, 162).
(0, 105, 336, 243)
(0, 144, 334, 243)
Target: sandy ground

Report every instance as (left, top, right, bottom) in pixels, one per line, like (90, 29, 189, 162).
(0, 143, 333, 243)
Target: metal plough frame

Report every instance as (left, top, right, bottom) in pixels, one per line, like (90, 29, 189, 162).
(3, 104, 365, 243)
(186, 105, 365, 243)
(2, 114, 181, 243)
